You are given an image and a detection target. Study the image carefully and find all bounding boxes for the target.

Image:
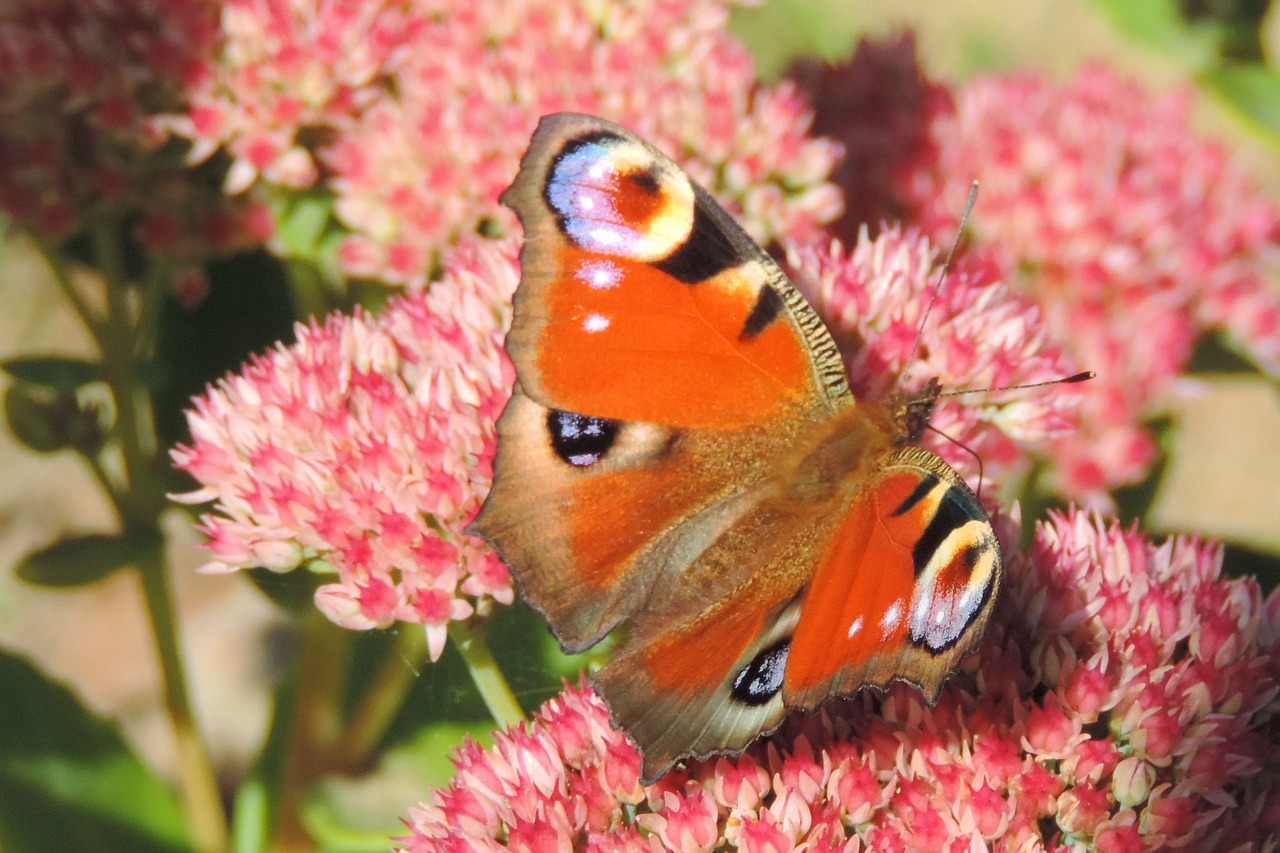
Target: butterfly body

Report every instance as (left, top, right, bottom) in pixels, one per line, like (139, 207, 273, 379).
(471, 114, 1000, 782)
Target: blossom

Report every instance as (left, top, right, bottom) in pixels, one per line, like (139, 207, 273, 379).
(895, 63, 1280, 503)
(0, 0, 270, 269)
(401, 510, 1280, 850)
(790, 226, 1082, 496)
(788, 33, 951, 247)
(160, 0, 843, 285)
(170, 237, 517, 658)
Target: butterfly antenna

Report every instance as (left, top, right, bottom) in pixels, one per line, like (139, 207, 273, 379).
(938, 370, 1096, 400)
(925, 423, 987, 502)
(899, 181, 980, 392)
(932, 370, 1095, 500)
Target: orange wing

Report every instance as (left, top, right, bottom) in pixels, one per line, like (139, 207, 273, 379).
(474, 114, 852, 650)
(499, 113, 850, 429)
(784, 446, 1002, 710)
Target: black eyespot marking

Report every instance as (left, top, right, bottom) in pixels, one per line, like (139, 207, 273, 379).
(626, 168, 661, 196)
(731, 638, 789, 706)
(547, 410, 619, 467)
(891, 474, 939, 518)
(739, 285, 784, 341)
(653, 199, 740, 284)
(912, 486, 987, 577)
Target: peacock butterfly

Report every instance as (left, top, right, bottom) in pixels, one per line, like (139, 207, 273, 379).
(469, 113, 1001, 783)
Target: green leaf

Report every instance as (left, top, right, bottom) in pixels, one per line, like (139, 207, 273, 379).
(1087, 0, 1215, 64)
(1, 357, 103, 392)
(729, 0, 861, 80)
(1199, 64, 1280, 145)
(275, 193, 338, 259)
(4, 385, 75, 453)
(0, 650, 190, 852)
(304, 722, 489, 851)
(16, 533, 160, 587)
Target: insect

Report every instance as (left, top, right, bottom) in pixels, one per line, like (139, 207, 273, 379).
(470, 113, 1002, 783)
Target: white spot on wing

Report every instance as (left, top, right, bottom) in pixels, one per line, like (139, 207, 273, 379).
(847, 616, 863, 639)
(880, 600, 904, 638)
(577, 260, 621, 290)
(582, 314, 610, 333)
(908, 533, 996, 651)
(588, 227, 623, 247)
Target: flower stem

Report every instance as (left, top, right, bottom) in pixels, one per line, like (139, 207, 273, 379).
(271, 613, 350, 851)
(34, 235, 105, 345)
(334, 628, 429, 770)
(43, 223, 228, 851)
(449, 621, 525, 729)
(136, 543, 228, 853)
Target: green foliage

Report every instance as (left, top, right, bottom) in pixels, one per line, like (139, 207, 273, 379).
(0, 652, 189, 852)
(15, 532, 162, 587)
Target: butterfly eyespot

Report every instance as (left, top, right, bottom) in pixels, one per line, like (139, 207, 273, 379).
(730, 638, 789, 706)
(544, 132, 695, 261)
(912, 485, 988, 578)
(546, 410, 619, 467)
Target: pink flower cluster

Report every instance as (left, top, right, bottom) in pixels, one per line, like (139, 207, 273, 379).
(899, 64, 1280, 502)
(401, 510, 1280, 851)
(790, 227, 1082, 495)
(0, 0, 272, 262)
(171, 238, 517, 658)
(161, 0, 842, 285)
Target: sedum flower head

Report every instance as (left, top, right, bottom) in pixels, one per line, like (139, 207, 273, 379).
(162, 0, 843, 285)
(171, 238, 517, 658)
(790, 226, 1082, 496)
(401, 510, 1280, 850)
(0, 0, 272, 266)
(899, 64, 1280, 503)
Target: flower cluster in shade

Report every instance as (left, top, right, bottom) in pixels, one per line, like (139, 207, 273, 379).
(170, 238, 516, 659)
(401, 509, 1280, 851)
(789, 226, 1082, 498)
(159, 0, 843, 285)
(0, 0, 273, 278)
(893, 62, 1280, 503)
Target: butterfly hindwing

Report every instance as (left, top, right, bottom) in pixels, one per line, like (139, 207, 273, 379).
(477, 384, 779, 651)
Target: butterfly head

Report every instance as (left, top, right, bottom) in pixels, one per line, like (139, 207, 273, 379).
(888, 377, 942, 444)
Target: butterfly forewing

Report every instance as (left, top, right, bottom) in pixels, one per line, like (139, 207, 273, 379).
(498, 113, 851, 428)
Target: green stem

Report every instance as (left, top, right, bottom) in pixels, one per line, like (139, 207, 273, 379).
(132, 255, 172, 361)
(333, 628, 429, 770)
(449, 621, 525, 729)
(33, 236, 105, 345)
(137, 543, 228, 853)
(272, 614, 351, 851)
(94, 224, 157, 512)
(75, 222, 227, 851)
